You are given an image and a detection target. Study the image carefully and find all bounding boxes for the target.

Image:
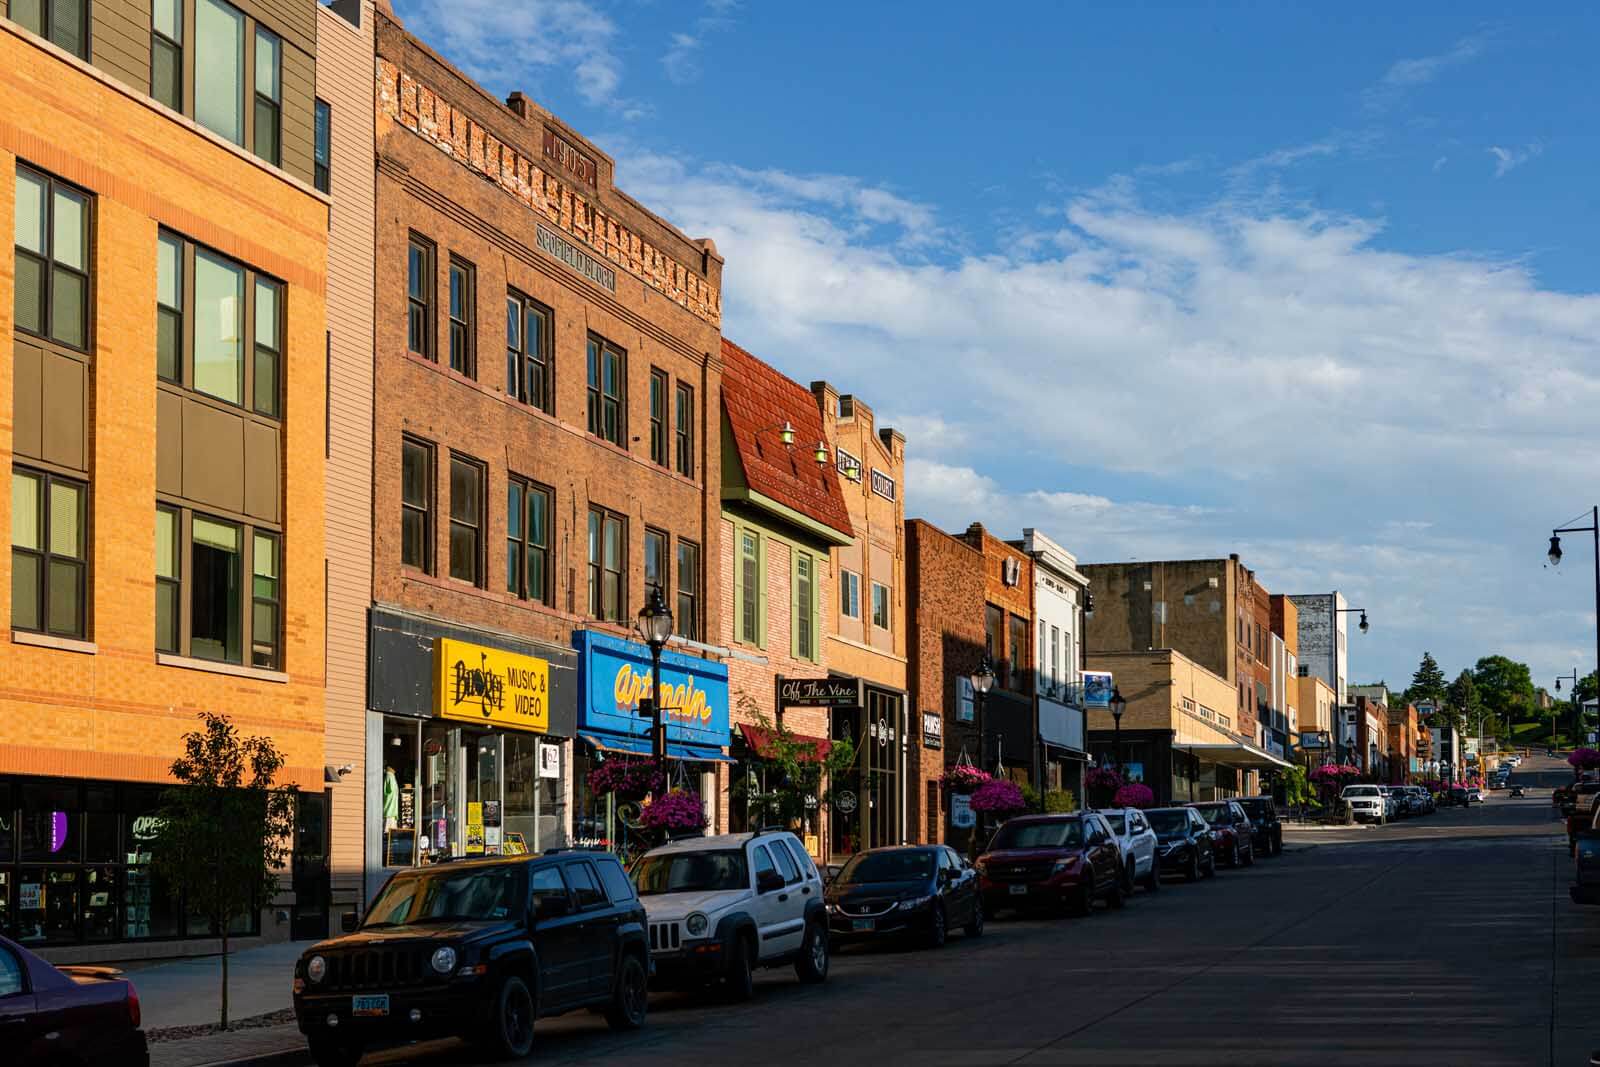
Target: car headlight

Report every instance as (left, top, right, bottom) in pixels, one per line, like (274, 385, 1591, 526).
(973, 858, 988, 872)
(897, 895, 932, 911)
(685, 912, 709, 937)
(1051, 856, 1080, 874)
(306, 955, 326, 984)
(430, 947, 457, 975)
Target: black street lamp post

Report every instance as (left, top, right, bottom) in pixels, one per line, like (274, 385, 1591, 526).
(1331, 602, 1369, 763)
(638, 589, 674, 799)
(1110, 687, 1126, 779)
(1556, 669, 1581, 772)
(1548, 507, 1600, 754)
(970, 655, 996, 773)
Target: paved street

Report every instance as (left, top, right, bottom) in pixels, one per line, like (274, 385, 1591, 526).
(352, 775, 1598, 1067)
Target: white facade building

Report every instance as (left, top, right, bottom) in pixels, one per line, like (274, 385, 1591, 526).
(1017, 528, 1090, 796)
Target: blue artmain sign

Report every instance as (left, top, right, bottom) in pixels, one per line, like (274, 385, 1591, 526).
(572, 630, 730, 750)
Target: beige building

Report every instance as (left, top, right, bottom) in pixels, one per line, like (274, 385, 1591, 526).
(1297, 674, 1336, 765)
(1087, 649, 1282, 803)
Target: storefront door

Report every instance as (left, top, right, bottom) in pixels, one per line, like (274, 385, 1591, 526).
(291, 791, 329, 940)
(864, 689, 902, 852)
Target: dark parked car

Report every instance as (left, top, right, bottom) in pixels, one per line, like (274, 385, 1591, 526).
(1447, 787, 1470, 807)
(294, 852, 649, 1066)
(0, 934, 147, 1066)
(1233, 796, 1283, 857)
(1145, 806, 1216, 882)
(975, 812, 1124, 916)
(1568, 789, 1600, 855)
(1571, 801, 1600, 906)
(1188, 801, 1255, 867)
(825, 845, 982, 948)
(1509, 786, 1526, 798)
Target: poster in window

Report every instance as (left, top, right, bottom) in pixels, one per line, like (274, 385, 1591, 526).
(465, 803, 485, 854)
(538, 742, 561, 779)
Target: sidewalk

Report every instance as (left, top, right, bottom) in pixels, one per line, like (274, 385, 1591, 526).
(126, 941, 311, 1067)
(151, 1024, 308, 1067)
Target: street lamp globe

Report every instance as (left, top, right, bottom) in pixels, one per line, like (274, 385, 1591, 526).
(779, 420, 796, 447)
(1358, 611, 1370, 634)
(813, 441, 830, 467)
(1110, 687, 1126, 723)
(970, 656, 996, 696)
(639, 588, 674, 650)
(1548, 534, 1564, 566)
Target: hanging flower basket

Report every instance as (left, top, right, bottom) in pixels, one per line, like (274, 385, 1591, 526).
(1569, 747, 1600, 774)
(942, 764, 991, 795)
(969, 778, 1027, 815)
(1113, 783, 1155, 809)
(588, 758, 665, 802)
(637, 789, 707, 835)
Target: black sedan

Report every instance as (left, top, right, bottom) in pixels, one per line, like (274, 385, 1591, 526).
(1233, 796, 1283, 857)
(825, 845, 982, 948)
(1146, 806, 1216, 881)
(0, 934, 148, 1066)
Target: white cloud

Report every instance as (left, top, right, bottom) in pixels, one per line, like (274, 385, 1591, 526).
(619, 147, 1600, 687)
(1489, 142, 1544, 178)
(1433, 155, 1449, 172)
(1363, 35, 1486, 112)
(395, 0, 629, 110)
(662, 32, 703, 85)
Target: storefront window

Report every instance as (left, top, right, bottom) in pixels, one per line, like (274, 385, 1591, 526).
(16, 867, 79, 942)
(504, 734, 562, 856)
(421, 724, 452, 864)
(20, 781, 78, 861)
(381, 720, 419, 868)
(83, 866, 119, 941)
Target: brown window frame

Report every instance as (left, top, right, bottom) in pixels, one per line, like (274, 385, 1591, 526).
(313, 98, 330, 193)
(251, 24, 281, 166)
(1009, 613, 1029, 694)
(643, 526, 669, 603)
(447, 453, 485, 587)
(11, 465, 88, 639)
(985, 603, 1005, 688)
(674, 381, 694, 477)
(407, 234, 435, 361)
(155, 504, 281, 667)
(155, 0, 288, 169)
(447, 256, 475, 377)
(15, 0, 89, 59)
(586, 335, 626, 446)
(506, 475, 552, 605)
(871, 580, 891, 631)
(506, 289, 552, 412)
(400, 436, 434, 573)
(250, 528, 280, 669)
(648, 368, 669, 467)
(676, 539, 700, 642)
(15, 164, 92, 353)
(587, 505, 626, 623)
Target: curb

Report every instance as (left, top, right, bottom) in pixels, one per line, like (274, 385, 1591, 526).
(187, 1051, 309, 1067)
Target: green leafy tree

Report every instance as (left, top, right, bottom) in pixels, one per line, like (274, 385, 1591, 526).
(1441, 670, 1476, 739)
(735, 711, 856, 832)
(1406, 652, 1448, 707)
(1472, 655, 1537, 730)
(150, 712, 296, 1029)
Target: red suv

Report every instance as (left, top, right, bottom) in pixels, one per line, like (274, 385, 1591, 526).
(975, 813, 1124, 917)
(1187, 801, 1255, 867)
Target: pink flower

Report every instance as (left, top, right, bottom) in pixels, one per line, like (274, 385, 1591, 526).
(1113, 783, 1155, 809)
(1085, 767, 1124, 791)
(969, 779, 1027, 814)
(1569, 747, 1600, 772)
(638, 790, 706, 833)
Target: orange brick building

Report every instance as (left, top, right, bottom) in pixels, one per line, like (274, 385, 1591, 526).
(0, 8, 328, 955)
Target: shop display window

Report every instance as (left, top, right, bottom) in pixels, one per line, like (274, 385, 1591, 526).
(20, 781, 79, 861)
(381, 722, 420, 868)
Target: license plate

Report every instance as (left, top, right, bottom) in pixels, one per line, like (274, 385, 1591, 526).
(851, 918, 874, 931)
(1009, 884, 1028, 896)
(352, 995, 389, 1017)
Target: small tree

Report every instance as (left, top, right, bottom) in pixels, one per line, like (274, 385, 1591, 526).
(739, 713, 856, 832)
(151, 712, 296, 1029)
(1408, 653, 1448, 707)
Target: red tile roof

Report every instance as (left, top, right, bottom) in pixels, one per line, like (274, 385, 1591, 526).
(721, 338, 853, 540)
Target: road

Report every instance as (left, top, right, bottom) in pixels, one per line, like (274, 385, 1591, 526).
(364, 769, 1599, 1067)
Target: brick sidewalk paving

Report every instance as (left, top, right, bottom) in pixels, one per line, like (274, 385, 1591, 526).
(150, 1024, 308, 1067)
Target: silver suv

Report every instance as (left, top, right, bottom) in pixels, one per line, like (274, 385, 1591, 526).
(632, 831, 828, 1001)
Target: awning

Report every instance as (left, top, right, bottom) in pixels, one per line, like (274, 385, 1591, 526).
(736, 722, 832, 763)
(579, 732, 734, 764)
(1176, 741, 1294, 770)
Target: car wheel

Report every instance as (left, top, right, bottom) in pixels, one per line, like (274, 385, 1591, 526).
(604, 952, 648, 1031)
(1243, 843, 1255, 868)
(1122, 859, 1136, 896)
(1230, 842, 1241, 868)
(724, 933, 756, 1002)
(308, 1037, 363, 1067)
(926, 905, 948, 949)
(1273, 832, 1283, 856)
(1185, 853, 1200, 883)
(795, 919, 829, 982)
(1106, 873, 1126, 910)
(964, 898, 985, 938)
(1203, 850, 1217, 878)
(1070, 880, 1094, 917)
(487, 974, 536, 1059)
(1144, 858, 1161, 892)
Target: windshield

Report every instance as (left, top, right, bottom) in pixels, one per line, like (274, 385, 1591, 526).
(989, 820, 1084, 851)
(364, 865, 525, 927)
(1236, 800, 1269, 818)
(1101, 813, 1127, 835)
(1146, 810, 1191, 835)
(1191, 804, 1227, 825)
(837, 850, 935, 885)
(631, 849, 749, 896)
(1345, 786, 1378, 797)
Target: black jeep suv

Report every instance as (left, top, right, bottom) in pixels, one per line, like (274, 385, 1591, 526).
(293, 851, 649, 1065)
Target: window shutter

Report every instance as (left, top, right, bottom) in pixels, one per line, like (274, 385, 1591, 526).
(755, 533, 767, 650)
(732, 527, 745, 643)
(791, 552, 803, 660)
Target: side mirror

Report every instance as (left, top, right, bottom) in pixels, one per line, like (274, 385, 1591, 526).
(756, 869, 786, 895)
(340, 912, 360, 933)
(536, 895, 572, 922)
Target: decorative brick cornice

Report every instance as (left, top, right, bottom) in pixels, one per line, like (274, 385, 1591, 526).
(376, 58, 721, 328)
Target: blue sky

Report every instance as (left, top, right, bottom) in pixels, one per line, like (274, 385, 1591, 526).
(397, 0, 1600, 697)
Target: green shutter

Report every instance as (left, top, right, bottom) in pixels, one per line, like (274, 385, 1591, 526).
(791, 550, 803, 660)
(733, 525, 746, 644)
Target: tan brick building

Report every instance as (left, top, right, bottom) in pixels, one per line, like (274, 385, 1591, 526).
(0, 3, 328, 953)
(365, 9, 727, 885)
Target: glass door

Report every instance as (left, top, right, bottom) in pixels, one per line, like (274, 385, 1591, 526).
(463, 732, 503, 856)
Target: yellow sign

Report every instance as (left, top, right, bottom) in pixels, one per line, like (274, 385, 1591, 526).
(611, 663, 715, 726)
(465, 802, 484, 854)
(434, 638, 550, 733)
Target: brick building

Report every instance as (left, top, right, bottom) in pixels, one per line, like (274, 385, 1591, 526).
(1386, 702, 1419, 783)
(904, 521, 1035, 852)
(365, 8, 729, 886)
(0, 3, 329, 953)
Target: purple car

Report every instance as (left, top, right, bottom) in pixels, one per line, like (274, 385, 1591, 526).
(0, 934, 148, 1066)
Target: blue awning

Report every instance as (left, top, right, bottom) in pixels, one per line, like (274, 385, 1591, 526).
(580, 732, 734, 764)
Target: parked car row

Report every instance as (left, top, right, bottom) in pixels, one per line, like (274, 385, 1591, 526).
(1339, 783, 1442, 824)
(1569, 778, 1600, 907)
(287, 797, 1301, 1065)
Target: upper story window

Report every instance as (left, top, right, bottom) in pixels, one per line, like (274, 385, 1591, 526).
(839, 569, 860, 619)
(157, 230, 282, 417)
(15, 165, 90, 351)
(984, 603, 1005, 686)
(313, 99, 330, 193)
(587, 506, 625, 622)
(506, 477, 551, 605)
(152, 0, 182, 108)
(643, 527, 668, 603)
(676, 540, 700, 642)
(13, 0, 87, 59)
(447, 454, 484, 586)
(648, 369, 668, 467)
(793, 551, 817, 661)
(871, 580, 891, 632)
(407, 235, 434, 360)
(674, 382, 694, 478)
(11, 467, 87, 638)
(175, 0, 287, 167)
(506, 290, 551, 411)
(735, 527, 764, 648)
(447, 257, 474, 377)
(252, 26, 281, 165)
(586, 335, 625, 446)
(400, 437, 433, 573)
(157, 507, 279, 667)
